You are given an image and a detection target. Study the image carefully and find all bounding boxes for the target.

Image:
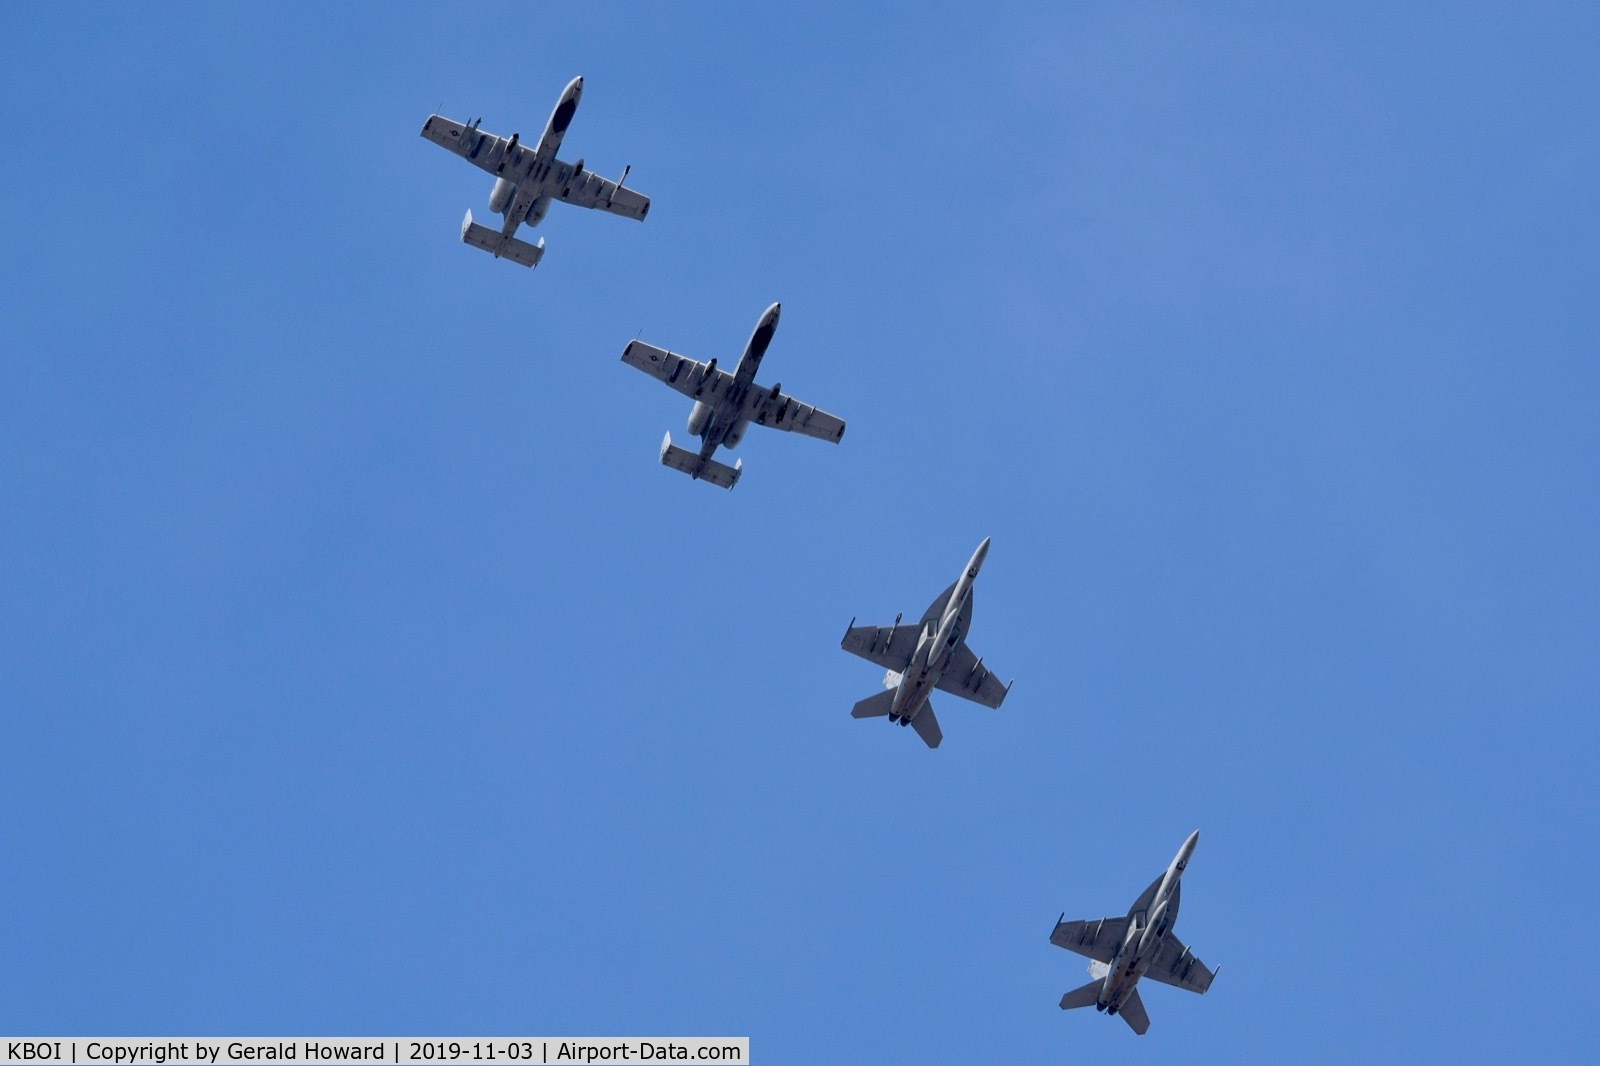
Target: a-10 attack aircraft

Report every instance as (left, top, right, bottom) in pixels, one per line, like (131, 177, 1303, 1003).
(620, 302, 846, 488)
(840, 538, 1012, 748)
(1050, 830, 1217, 1035)
(419, 76, 649, 268)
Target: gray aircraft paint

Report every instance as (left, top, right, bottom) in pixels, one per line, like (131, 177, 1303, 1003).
(620, 303, 846, 488)
(1050, 830, 1216, 1035)
(420, 76, 650, 268)
(840, 538, 1012, 748)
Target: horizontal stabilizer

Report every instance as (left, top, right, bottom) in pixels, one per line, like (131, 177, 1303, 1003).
(910, 703, 942, 748)
(659, 432, 741, 489)
(851, 690, 895, 718)
(1117, 987, 1150, 1035)
(1058, 978, 1101, 1012)
(460, 210, 545, 268)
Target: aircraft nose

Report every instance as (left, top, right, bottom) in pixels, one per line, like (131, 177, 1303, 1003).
(965, 537, 991, 577)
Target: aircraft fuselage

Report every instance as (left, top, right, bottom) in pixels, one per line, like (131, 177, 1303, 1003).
(481, 76, 588, 237)
(887, 538, 989, 726)
(686, 302, 782, 458)
(1096, 831, 1198, 1014)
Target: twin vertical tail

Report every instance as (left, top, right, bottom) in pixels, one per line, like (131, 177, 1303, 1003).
(659, 432, 741, 489)
(460, 210, 545, 268)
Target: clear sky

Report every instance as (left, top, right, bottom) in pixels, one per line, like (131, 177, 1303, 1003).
(3, 3, 1598, 1062)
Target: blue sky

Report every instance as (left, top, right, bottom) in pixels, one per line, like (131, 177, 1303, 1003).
(3, 3, 1598, 1062)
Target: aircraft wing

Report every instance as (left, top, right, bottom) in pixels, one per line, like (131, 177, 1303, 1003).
(1050, 917, 1129, 965)
(841, 622, 922, 672)
(1142, 934, 1216, 995)
(935, 641, 1009, 708)
(552, 165, 651, 221)
(421, 115, 520, 177)
(622, 341, 738, 405)
(742, 385, 846, 443)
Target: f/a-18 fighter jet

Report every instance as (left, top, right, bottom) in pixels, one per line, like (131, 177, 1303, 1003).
(620, 302, 846, 488)
(420, 76, 649, 268)
(1050, 830, 1217, 1035)
(840, 537, 1011, 748)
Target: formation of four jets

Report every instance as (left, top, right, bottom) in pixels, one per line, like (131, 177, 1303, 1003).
(420, 77, 1215, 1035)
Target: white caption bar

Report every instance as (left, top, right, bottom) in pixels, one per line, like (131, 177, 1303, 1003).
(0, 1040, 748, 1066)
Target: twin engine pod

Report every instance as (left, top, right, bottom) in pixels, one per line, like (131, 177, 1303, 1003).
(489, 178, 551, 227)
(686, 401, 748, 448)
(489, 176, 516, 213)
(687, 401, 712, 436)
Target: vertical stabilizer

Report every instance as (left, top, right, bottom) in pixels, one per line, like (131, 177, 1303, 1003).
(460, 210, 545, 267)
(658, 432, 741, 488)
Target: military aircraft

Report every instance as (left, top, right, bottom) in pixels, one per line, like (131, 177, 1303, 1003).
(619, 302, 846, 488)
(1050, 830, 1217, 1035)
(420, 76, 649, 268)
(840, 538, 1011, 748)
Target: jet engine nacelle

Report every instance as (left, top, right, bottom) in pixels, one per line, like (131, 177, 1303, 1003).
(687, 401, 713, 436)
(489, 177, 516, 214)
(723, 420, 748, 448)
